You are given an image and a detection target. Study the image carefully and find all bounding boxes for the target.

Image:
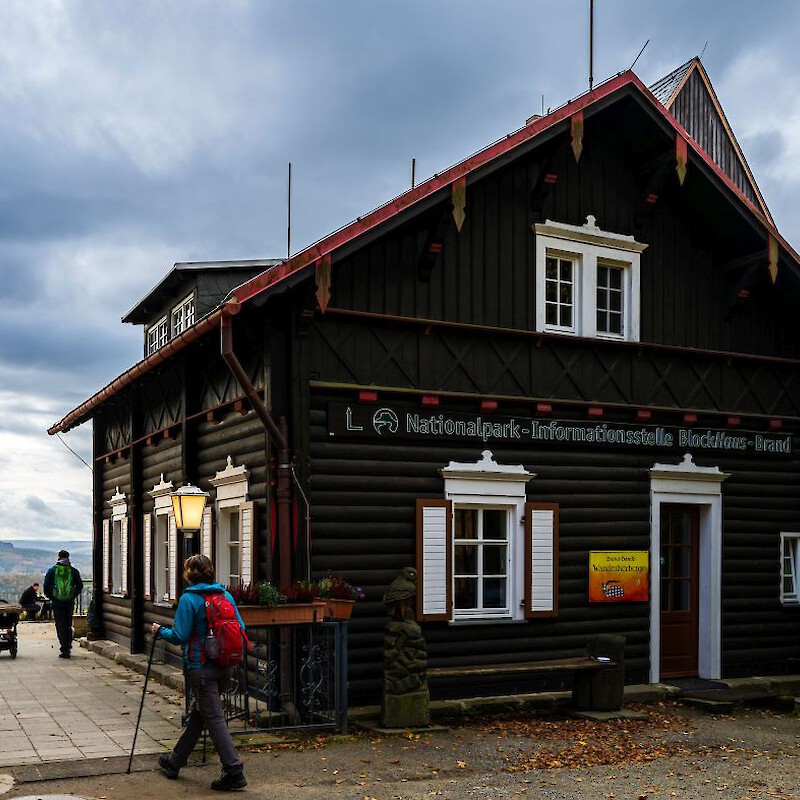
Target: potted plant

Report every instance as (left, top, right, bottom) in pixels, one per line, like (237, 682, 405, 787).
(316, 575, 365, 620)
(283, 580, 327, 622)
(228, 581, 323, 626)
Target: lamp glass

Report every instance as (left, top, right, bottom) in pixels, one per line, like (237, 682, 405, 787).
(171, 484, 210, 531)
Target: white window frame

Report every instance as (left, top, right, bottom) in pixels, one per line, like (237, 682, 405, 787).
(419, 451, 537, 623)
(172, 294, 195, 337)
(148, 474, 177, 604)
(107, 487, 128, 596)
(210, 456, 252, 589)
(781, 532, 800, 605)
(146, 316, 169, 355)
(453, 505, 513, 620)
(534, 215, 647, 342)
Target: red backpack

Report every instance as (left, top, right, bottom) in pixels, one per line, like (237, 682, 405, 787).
(199, 591, 250, 667)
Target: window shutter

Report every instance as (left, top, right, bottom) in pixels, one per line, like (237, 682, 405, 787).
(201, 506, 213, 559)
(524, 502, 558, 618)
(415, 499, 452, 621)
(168, 514, 178, 601)
(143, 514, 152, 600)
(240, 501, 256, 586)
(120, 517, 129, 596)
(102, 518, 111, 593)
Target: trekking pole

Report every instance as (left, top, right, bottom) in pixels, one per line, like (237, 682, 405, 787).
(127, 629, 161, 774)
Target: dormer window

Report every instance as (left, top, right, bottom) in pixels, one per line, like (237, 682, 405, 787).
(172, 295, 195, 337)
(534, 216, 648, 342)
(146, 316, 168, 356)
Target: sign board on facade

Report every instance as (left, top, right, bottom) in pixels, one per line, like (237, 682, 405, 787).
(588, 551, 649, 603)
(328, 403, 793, 456)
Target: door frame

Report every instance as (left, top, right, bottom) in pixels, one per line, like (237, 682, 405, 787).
(649, 454, 729, 684)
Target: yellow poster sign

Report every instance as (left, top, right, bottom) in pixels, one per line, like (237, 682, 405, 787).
(589, 551, 649, 602)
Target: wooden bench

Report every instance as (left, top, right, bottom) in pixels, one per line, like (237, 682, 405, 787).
(427, 655, 622, 711)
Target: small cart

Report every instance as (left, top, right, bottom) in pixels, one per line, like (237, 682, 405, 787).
(0, 603, 21, 658)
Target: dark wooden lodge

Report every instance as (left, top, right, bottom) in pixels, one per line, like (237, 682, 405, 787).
(50, 59, 800, 705)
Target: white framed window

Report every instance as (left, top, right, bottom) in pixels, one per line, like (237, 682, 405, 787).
(172, 295, 195, 337)
(105, 487, 128, 596)
(453, 506, 511, 619)
(781, 532, 800, 605)
(416, 451, 558, 623)
(210, 456, 254, 589)
(534, 215, 647, 341)
(146, 316, 168, 355)
(147, 475, 178, 604)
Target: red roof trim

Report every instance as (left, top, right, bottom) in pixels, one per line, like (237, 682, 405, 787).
(231, 69, 798, 308)
(49, 68, 800, 435)
(231, 71, 636, 307)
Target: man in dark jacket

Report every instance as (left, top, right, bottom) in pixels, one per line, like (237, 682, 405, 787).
(43, 550, 83, 658)
(19, 582, 42, 619)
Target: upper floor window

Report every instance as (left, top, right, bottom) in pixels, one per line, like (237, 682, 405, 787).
(534, 216, 647, 342)
(146, 316, 169, 356)
(172, 295, 195, 337)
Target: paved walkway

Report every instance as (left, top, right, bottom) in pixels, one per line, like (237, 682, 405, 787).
(0, 622, 182, 768)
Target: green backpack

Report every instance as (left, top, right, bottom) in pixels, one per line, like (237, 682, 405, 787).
(52, 564, 74, 601)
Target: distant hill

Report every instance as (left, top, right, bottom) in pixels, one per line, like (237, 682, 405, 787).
(0, 540, 92, 577)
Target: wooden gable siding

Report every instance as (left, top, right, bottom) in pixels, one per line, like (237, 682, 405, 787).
(670, 70, 758, 209)
(306, 390, 800, 703)
(328, 130, 798, 359)
(306, 316, 800, 420)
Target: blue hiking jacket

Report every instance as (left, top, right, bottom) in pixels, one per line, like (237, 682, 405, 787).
(158, 582, 246, 670)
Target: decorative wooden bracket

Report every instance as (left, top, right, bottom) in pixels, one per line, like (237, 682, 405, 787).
(315, 254, 332, 313)
(451, 176, 466, 232)
(570, 111, 584, 163)
(768, 234, 779, 284)
(676, 135, 688, 185)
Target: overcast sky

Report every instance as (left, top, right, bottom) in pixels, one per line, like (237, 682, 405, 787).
(1, 0, 799, 544)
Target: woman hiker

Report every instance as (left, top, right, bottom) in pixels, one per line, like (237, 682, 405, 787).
(151, 554, 247, 791)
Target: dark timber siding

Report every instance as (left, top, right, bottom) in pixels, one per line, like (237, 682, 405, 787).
(330, 127, 798, 358)
(307, 390, 800, 704)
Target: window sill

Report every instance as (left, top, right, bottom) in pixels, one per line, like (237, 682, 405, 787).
(448, 616, 526, 626)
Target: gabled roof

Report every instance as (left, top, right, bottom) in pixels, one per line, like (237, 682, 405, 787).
(648, 56, 773, 224)
(49, 67, 800, 436)
(649, 58, 694, 106)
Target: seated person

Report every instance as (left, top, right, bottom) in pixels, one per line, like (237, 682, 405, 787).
(19, 582, 42, 619)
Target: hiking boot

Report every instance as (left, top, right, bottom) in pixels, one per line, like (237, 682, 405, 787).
(159, 754, 180, 779)
(58, 652, 70, 659)
(211, 769, 247, 791)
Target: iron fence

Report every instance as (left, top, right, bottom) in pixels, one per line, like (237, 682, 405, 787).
(183, 621, 348, 734)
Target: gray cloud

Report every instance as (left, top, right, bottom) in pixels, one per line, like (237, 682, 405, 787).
(1, 0, 799, 541)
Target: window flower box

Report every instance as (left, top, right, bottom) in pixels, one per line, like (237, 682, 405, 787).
(237, 602, 324, 626)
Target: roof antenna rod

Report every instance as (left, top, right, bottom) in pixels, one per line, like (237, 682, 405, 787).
(411, 157, 416, 189)
(287, 161, 292, 259)
(700, 41, 708, 59)
(588, 0, 594, 91)
(630, 39, 649, 71)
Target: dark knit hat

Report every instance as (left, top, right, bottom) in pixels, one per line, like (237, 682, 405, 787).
(58, 549, 70, 559)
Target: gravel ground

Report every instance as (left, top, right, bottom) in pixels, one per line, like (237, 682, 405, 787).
(4, 701, 799, 799)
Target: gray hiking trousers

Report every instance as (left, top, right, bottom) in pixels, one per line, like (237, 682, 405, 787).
(171, 665, 242, 772)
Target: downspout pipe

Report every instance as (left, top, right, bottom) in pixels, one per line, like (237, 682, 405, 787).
(219, 303, 292, 588)
(220, 303, 300, 724)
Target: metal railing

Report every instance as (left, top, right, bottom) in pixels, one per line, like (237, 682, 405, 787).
(184, 621, 348, 734)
